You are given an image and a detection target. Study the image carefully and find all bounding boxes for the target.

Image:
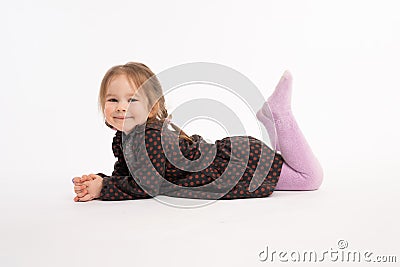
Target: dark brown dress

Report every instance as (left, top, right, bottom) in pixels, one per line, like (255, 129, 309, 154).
(98, 119, 283, 201)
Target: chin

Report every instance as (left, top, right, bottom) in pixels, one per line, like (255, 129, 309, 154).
(121, 124, 135, 132)
(112, 124, 125, 132)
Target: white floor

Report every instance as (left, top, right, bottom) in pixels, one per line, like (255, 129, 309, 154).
(1, 165, 399, 267)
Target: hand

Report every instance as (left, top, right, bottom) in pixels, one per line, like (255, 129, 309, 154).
(73, 174, 94, 199)
(73, 174, 95, 185)
(74, 174, 103, 202)
(73, 174, 98, 202)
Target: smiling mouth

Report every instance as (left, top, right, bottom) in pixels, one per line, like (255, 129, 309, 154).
(114, 117, 133, 120)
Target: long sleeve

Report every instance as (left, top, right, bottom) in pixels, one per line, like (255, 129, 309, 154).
(99, 159, 152, 200)
(99, 176, 152, 200)
(96, 151, 130, 178)
(98, 128, 166, 201)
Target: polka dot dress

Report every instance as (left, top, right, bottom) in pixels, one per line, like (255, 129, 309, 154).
(98, 119, 284, 201)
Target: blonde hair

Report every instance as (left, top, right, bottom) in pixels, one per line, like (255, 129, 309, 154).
(99, 62, 193, 143)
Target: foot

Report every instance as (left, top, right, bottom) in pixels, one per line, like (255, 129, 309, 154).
(266, 70, 293, 116)
(256, 107, 279, 151)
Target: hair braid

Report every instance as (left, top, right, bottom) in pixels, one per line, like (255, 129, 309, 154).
(155, 99, 193, 144)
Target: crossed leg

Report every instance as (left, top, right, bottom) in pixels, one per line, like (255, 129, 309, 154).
(256, 71, 323, 190)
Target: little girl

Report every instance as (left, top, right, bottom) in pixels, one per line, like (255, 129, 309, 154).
(72, 62, 323, 202)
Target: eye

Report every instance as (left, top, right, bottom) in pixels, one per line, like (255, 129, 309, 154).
(129, 98, 138, 102)
(107, 98, 118, 102)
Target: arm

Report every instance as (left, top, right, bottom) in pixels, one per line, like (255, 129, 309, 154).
(97, 131, 130, 178)
(98, 128, 166, 201)
(97, 156, 151, 201)
(99, 176, 151, 200)
(94, 155, 130, 178)
(74, 131, 150, 202)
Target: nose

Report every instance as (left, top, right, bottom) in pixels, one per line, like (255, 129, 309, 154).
(116, 102, 128, 112)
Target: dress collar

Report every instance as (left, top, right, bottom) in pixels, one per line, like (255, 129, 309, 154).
(119, 119, 166, 138)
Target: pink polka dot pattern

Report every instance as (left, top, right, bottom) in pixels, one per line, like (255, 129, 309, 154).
(98, 119, 283, 201)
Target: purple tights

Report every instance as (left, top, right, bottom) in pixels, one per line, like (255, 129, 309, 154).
(256, 71, 323, 190)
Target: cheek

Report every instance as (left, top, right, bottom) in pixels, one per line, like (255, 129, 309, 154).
(129, 103, 150, 116)
(104, 104, 115, 115)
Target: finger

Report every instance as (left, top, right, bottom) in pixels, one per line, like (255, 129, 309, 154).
(74, 179, 86, 185)
(74, 187, 85, 194)
(89, 174, 98, 179)
(78, 194, 94, 202)
(83, 181, 91, 187)
(72, 177, 81, 184)
(77, 189, 88, 198)
(77, 189, 88, 197)
(74, 185, 86, 191)
(74, 189, 84, 194)
(82, 175, 93, 182)
(74, 196, 79, 202)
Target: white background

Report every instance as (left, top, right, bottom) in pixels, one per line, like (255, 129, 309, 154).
(1, 0, 399, 266)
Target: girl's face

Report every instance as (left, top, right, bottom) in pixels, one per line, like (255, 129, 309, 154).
(104, 74, 153, 133)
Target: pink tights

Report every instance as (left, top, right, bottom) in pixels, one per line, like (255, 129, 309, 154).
(256, 71, 323, 190)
